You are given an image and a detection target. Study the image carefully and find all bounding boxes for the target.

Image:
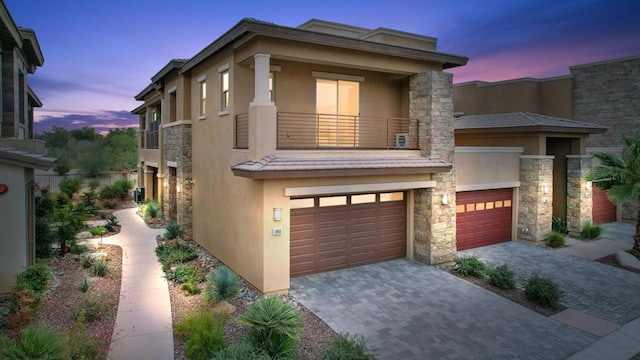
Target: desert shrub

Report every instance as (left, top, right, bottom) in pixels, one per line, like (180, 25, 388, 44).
(81, 254, 94, 268)
(53, 204, 87, 255)
(16, 262, 51, 296)
(91, 258, 110, 277)
(79, 191, 99, 215)
(0, 324, 67, 360)
(237, 296, 303, 359)
(59, 177, 83, 198)
(90, 226, 108, 236)
(69, 243, 88, 254)
(552, 216, 568, 234)
(164, 222, 184, 240)
(175, 311, 227, 360)
(105, 214, 120, 232)
(54, 191, 72, 208)
(101, 199, 117, 209)
(180, 281, 201, 295)
(322, 333, 376, 360)
(525, 273, 563, 308)
(488, 264, 516, 290)
(204, 266, 241, 304)
(73, 295, 106, 323)
(99, 179, 133, 200)
(35, 191, 57, 259)
(88, 179, 101, 191)
(80, 277, 90, 293)
(66, 330, 99, 360)
(211, 343, 271, 359)
(581, 221, 602, 240)
(155, 241, 198, 272)
(547, 231, 565, 248)
(454, 255, 488, 277)
(169, 264, 205, 284)
(142, 200, 162, 219)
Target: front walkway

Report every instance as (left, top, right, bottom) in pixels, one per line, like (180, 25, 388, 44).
(101, 207, 173, 360)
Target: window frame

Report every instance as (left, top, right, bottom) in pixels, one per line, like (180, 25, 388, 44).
(221, 70, 229, 111)
(197, 75, 207, 118)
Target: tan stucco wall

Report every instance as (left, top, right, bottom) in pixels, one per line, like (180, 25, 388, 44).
(0, 164, 29, 293)
(455, 147, 523, 189)
(456, 133, 545, 155)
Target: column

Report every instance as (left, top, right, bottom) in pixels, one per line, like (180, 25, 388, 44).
(248, 53, 277, 160)
(566, 155, 593, 236)
(518, 156, 554, 242)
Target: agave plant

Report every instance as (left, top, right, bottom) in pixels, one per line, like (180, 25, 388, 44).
(163, 222, 184, 240)
(0, 325, 67, 360)
(204, 266, 241, 304)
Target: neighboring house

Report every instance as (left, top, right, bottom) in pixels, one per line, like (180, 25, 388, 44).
(134, 18, 468, 294)
(454, 55, 640, 225)
(0, 1, 51, 293)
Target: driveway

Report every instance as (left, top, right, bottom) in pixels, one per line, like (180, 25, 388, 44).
(290, 259, 596, 359)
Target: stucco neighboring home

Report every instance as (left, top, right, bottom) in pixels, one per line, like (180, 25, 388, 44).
(0, 1, 49, 293)
(134, 18, 468, 294)
(453, 55, 640, 224)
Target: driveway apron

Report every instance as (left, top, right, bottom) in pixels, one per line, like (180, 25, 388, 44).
(460, 241, 640, 325)
(291, 259, 596, 360)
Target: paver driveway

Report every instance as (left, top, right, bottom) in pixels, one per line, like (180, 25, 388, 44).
(290, 259, 596, 360)
(461, 242, 640, 325)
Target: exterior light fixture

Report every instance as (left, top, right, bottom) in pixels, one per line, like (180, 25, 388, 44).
(543, 185, 549, 194)
(176, 184, 181, 193)
(585, 181, 592, 190)
(273, 208, 281, 221)
(441, 194, 448, 205)
(164, 180, 168, 188)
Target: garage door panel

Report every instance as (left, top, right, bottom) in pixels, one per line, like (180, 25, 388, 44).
(593, 187, 616, 224)
(290, 192, 406, 276)
(457, 189, 512, 251)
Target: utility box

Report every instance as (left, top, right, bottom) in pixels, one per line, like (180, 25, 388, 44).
(134, 186, 145, 203)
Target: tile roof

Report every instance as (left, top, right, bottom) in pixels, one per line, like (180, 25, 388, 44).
(0, 144, 56, 170)
(455, 112, 608, 134)
(231, 155, 451, 179)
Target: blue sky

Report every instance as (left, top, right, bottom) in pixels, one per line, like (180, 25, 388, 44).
(5, 0, 640, 134)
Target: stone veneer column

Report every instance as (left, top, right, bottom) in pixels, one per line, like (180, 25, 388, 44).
(162, 122, 193, 240)
(518, 156, 553, 242)
(566, 155, 593, 236)
(410, 71, 456, 264)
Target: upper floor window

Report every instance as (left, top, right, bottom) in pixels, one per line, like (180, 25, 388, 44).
(198, 76, 207, 116)
(316, 78, 359, 146)
(269, 72, 275, 102)
(221, 71, 229, 110)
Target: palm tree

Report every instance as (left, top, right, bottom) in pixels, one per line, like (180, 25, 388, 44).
(587, 131, 640, 257)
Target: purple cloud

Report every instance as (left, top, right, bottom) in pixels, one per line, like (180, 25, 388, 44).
(35, 110, 138, 135)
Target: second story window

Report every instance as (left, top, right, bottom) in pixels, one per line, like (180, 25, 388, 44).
(269, 72, 275, 102)
(198, 77, 207, 116)
(221, 71, 229, 110)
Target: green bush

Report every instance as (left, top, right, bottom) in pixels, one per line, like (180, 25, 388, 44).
(175, 311, 227, 360)
(164, 222, 185, 240)
(237, 296, 303, 359)
(99, 179, 134, 200)
(0, 325, 67, 359)
(16, 262, 52, 296)
(155, 242, 198, 272)
(54, 192, 72, 208)
(90, 226, 109, 236)
(88, 179, 100, 191)
(79, 191, 99, 215)
(547, 231, 566, 248)
(581, 221, 602, 240)
(67, 330, 99, 360)
(142, 200, 162, 219)
(454, 255, 488, 277)
(180, 281, 201, 295)
(59, 177, 83, 198)
(81, 254, 94, 269)
(170, 264, 205, 284)
(205, 266, 241, 304)
(73, 295, 106, 323)
(105, 214, 120, 232)
(80, 277, 90, 293)
(525, 273, 563, 308)
(488, 264, 516, 290)
(322, 333, 376, 360)
(211, 344, 271, 359)
(92, 258, 110, 277)
(552, 216, 568, 234)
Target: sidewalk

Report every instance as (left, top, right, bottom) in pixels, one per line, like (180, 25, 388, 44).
(99, 207, 173, 360)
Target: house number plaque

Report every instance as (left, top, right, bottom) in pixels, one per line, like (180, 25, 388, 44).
(0, 184, 7, 195)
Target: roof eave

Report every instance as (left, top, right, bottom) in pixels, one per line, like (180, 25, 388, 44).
(27, 86, 42, 107)
(455, 126, 608, 134)
(231, 165, 451, 179)
(19, 28, 44, 70)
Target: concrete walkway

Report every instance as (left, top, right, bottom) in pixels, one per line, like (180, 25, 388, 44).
(97, 207, 173, 360)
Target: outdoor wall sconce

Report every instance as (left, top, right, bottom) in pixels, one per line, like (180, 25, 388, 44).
(273, 208, 282, 221)
(585, 181, 592, 190)
(441, 194, 448, 205)
(543, 185, 549, 194)
(163, 180, 168, 188)
(176, 184, 181, 193)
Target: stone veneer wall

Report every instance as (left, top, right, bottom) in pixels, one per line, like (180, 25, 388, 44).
(518, 156, 553, 242)
(410, 71, 456, 264)
(566, 156, 593, 236)
(573, 56, 640, 222)
(162, 123, 193, 239)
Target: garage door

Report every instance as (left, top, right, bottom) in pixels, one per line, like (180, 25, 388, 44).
(290, 192, 406, 276)
(592, 187, 616, 224)
(456, 188, 513, 250)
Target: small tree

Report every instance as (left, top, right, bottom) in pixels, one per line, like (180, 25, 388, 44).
(587, 131, 640, 256)
(52, 204, 86, 255)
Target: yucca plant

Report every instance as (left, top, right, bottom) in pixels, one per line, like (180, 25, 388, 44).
(0, 324, 67, 360)
(237, 296, 303, 359)
(204, 266, 241, 304)
(163, 222, 184, 240)
(80, 277, 90, 293)
(92, 258, 110, 277)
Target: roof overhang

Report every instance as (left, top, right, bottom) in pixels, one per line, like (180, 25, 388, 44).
(27, 86, 42, 107)
(455, 112, 608, 135)
(0, 145, 56, 170)
(231, 155, 452, 179)
(131, 103, 146, 115)
(19, 28, 44, 72)
(150, 59, 188, 83)
(0, 2, 22, 47)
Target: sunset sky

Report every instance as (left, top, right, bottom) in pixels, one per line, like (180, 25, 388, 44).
(5, 0, 640, 134)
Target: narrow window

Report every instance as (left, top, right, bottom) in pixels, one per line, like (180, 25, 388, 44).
(199, 80, 207, 116)
(221, 71, 229, 110)
(269, 72, 275, 102)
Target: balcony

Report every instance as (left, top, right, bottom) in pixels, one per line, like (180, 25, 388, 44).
(234, 112, 419, 150)
(144, 130, 159, 149)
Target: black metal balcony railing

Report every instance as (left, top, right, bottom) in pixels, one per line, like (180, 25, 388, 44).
(277, 112, 418, 150)
(233, 112, 419, 150)
(145, 130, 159, 149)
(235, 113, 249, 149)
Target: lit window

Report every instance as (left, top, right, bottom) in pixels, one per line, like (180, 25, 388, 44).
(380, 192, 404, 202)
(351, 194, 375, 204)
(269, 72, 275, 102)
(199, 80, 207, 116)
(319, 196, 346, 207)
(291, 198, 314, 209)
(221, 71, 229, 110)
(316, 79, 359, 147)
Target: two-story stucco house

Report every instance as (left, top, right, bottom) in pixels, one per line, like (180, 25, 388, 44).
(0, 1, 54, 294)
(134, 18, 468, 294)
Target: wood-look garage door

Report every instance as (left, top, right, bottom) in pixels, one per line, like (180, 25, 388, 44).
(593, 187, 616, 224)
(290, 192, 406, 277)
(456, 188, 513, 251)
